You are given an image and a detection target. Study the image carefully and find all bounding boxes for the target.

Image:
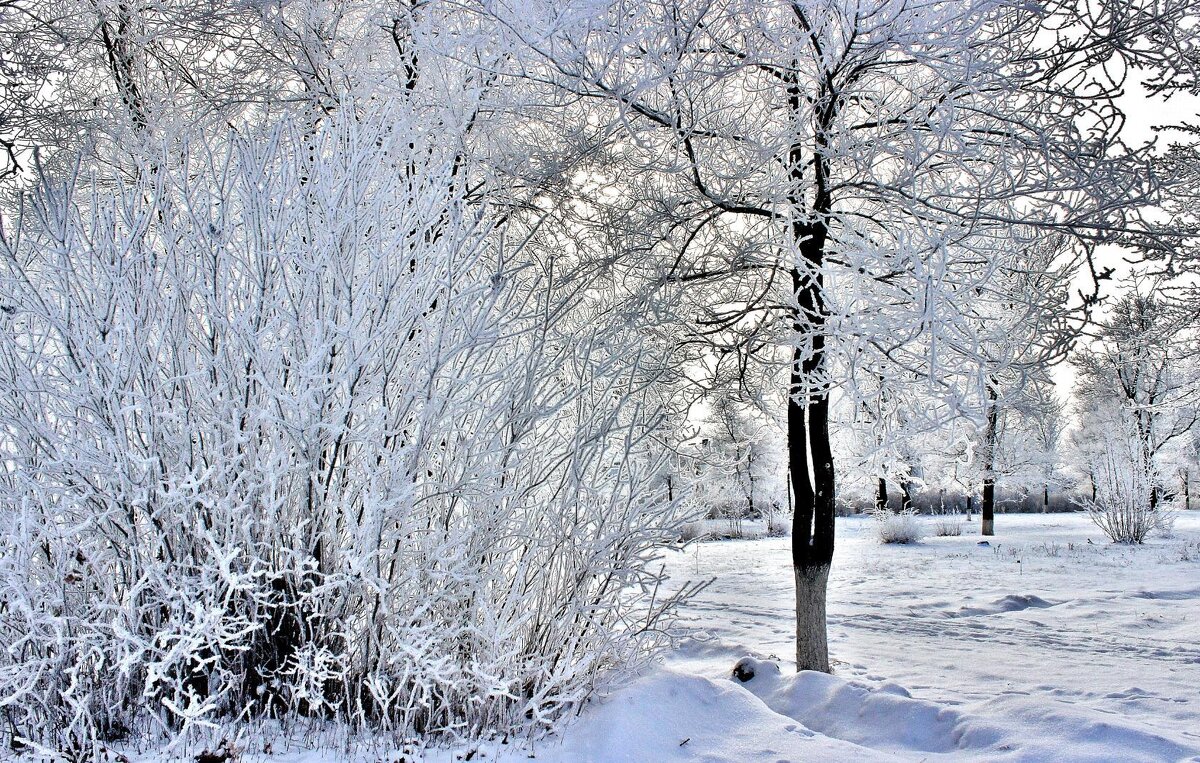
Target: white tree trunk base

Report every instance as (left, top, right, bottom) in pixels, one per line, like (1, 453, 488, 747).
(794, 563, 831, 673)
(982, 518, 995, 536)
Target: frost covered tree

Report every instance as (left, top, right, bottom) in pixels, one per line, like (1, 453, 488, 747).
(1009, 375, 1069, 514)
(944, 231, 1083, 535)
(492, 0, 1188, 671)
(1072, 289, 1199, 541)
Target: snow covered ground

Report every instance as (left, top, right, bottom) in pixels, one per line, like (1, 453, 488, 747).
(117, 512, 1200, 762)
(555, 511, 1200, 762)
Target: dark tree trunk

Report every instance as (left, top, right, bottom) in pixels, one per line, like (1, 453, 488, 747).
(789, 356, 833, 673)
(747, 450, 756, 516)
(786, 36, 837, 674)
(875, 477, 888, 513)
(901, 481, 914, 513)
(981, 379, 998, 536)
(100, 3, 150, 134)
(788, 200, 834, 673)
(1043, 484, 1049, 513)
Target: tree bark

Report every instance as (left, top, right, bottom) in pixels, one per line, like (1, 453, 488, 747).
(787, 26, 836, 674)
(747, 449, 756, 517)
(789, 368, 833, 673)
(789, 228, 834, 672)
(981, 379, 998, 536)
(794, 563, 830, 673)
(875, 477, 888, 513)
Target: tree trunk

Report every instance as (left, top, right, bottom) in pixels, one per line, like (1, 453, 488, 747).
(1043, 483, 1049, 513)
(875, 477, 888, 513)
(747, 449, 756, 517)
(901, 480, 914, 513)
(789, 237, 834, 672)
(100, 3, 150, 135)
(789, 368, 833, 673)
(787, 57, 835, 675)
(981, 481, 995, 535)
(981, 379, 998, 536)
(1185, 470, 1190, 511)
(794, 563, 830, 673)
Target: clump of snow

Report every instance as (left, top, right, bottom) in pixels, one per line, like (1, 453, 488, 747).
(729, 656, 1003, 755)
(543, 671, 890, 762)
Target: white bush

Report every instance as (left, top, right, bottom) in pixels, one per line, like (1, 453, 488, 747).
(934, 517, 963, 537)
(766, 510, 792, 537)
(0, 109, 692, 755)
(1081, 436, 1174, 544)
(872, 509, 923, 544)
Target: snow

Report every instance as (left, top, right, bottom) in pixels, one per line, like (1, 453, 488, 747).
(537, 511, 1200, 761)
(118, 512, 1200, 762)
(543, 670, 891, 762)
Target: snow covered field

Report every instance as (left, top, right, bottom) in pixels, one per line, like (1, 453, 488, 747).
(117, 512, 1200, 763)
(557, 511, 1200, 762)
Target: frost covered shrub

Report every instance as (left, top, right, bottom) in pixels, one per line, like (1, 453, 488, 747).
(0, 112, 691, 755)
(872, 509, 923, 544)
(679, 521, 710, 542)
(1081, 436, 1174, 544)
(765, 510, 791, 537)
(934, 517, 963, 536)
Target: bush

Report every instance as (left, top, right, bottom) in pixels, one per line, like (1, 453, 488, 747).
(1081, 440, 1175, 544)
(873, 509, 923, 544)
(933, 517, 963, 536)
(679, 521, 710, 542)
(766, 511, 792, 537)
(0, 113, 692, 754)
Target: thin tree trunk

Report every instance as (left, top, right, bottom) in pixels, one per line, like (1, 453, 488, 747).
(100, 3, 150, 134)
(1043, 483, 1049, 513)
(787, 466, 793, 517)
(747, 449, 756, 517)
(981, 379, 998, 536)
(875, 477, 888, 513)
